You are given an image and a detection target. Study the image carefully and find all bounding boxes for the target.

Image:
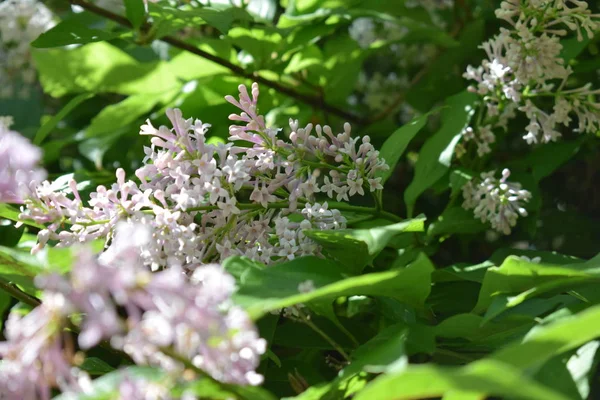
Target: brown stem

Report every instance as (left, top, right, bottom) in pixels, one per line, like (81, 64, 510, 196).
(0, 278, 41, 307)
(68, 0, 366, 124)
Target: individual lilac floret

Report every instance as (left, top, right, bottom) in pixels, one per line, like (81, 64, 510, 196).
(38, 222, 267, 386)
(462, 168, 531, 235)
(0, 293, 91, 399)
(0, 116, 46, 203)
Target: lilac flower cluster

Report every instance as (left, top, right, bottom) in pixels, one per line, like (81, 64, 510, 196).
(0, 222, 266, 398)
(0, 116, 46, 204)
(20, 83, 388, 268)
(0, 0, 54, 98)
(462, 168, 532, 235)
(457, 0, 600, 156)
(0, 293, 92, 400)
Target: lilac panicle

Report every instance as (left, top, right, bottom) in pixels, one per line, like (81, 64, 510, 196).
(20, 83, 388, 269)
(37, 222, 267, 386)
(459, 0, 600, 157)
(0, 116, 46, 204)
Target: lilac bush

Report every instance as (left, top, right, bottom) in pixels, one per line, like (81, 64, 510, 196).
(1, 0, 600, 399)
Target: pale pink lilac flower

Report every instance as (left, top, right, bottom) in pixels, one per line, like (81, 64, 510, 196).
(20, 83, 388, 267)
(0, 116, 46, 203)
(35, 222, 267, 386)
(0, 293, 91, 400)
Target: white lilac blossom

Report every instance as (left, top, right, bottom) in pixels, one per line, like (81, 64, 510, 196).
(0, 293, 92, 399)
(348, 18, 378, 49)
(0, 0, 54, 98)
(35, 222, 266, 387)
(462, 168, 532, 235)
(461, 0, 600, 155)
(20, 83, 388, 268)
(0, 116, 46, 203)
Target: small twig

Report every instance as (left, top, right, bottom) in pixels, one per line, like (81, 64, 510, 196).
(296, 308, 351, 361)
(0, 278, 41, 307)
(68, 0, 366, 124)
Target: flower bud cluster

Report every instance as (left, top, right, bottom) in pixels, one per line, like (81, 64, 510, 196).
(0, 116, 46, 203)
(0, 222, 266, 398)
(19, 83, 388, 268)
(460, 0, 600, 155)
(462, 168, 532, 235)
(0, 0, 54, 98)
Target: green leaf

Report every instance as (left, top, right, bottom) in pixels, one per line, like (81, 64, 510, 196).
(84, 93, 164, 138)
(354, 359, 571, 400)
(303, 217, 425, 273)
(508, 138, 583, 182)
(182, 377, 277, 400)
(0, 246, 44, 291)
(34, 93, 93, 145)
(428, 207, 486, 237)
(228, 253, 434, 319)
(0, 291, 11, 329)
(167, 41, 234, 80)
(376, 111, 433, 185)
(404, 90, 477, 216)
(283, 44, 324, 74)
(0, 219, 23, 248)
(490, 303, 600, 372)
(53, 366, 164, 400)
(124, 0, 146, 29)
(228, 27, 283, 69)
(435, 313, 529, 342)
(561, 36, 591, 63)
(79, 357, 116, 376)
(32, 42, 180, 98)
(565, 341, 600, 399)
(448, 168, 473, 198)
(149, 4, 254, 38)
(322, 35, 366, 102)
(473, 254, 600, 314)
(442, 392, 481, 400)
(341, 324, 408, 377)
(0, 204, 44, 229)
(283, 323, 408, 400)
(533, 342, 599, 400)
(31, 19, 123, 48)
